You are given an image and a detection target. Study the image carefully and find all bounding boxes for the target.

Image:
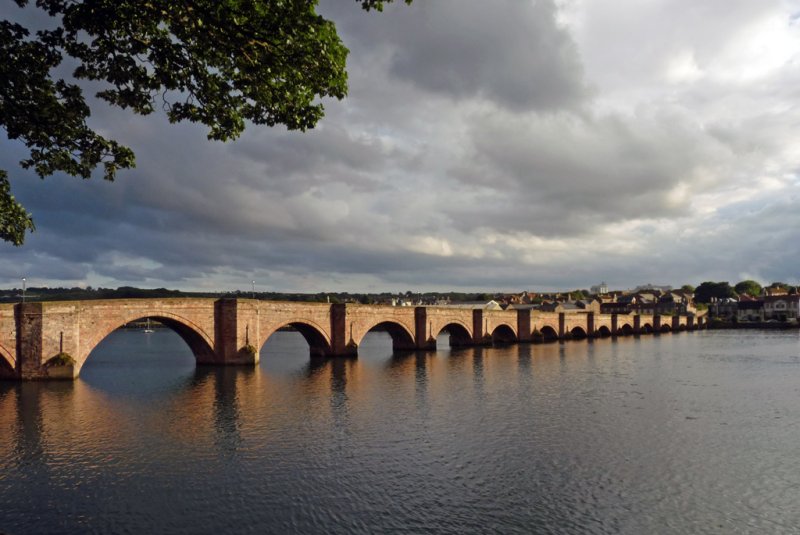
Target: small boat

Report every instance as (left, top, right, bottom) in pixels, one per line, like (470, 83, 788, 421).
(143, 318, 154, 333)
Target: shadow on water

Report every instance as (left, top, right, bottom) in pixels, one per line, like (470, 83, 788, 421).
(189, 366, 258, 456)
(14, 383, 47, 465)
(299, 354, 354, 381)
(444, 344, 473, 376)
(472, 347, 486, 399)
(328, 356, 350, 409)
(517, 344, 533, 379)
(388, 350, 432, 414)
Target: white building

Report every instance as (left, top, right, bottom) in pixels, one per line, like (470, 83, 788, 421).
(590, 282, 608, 295)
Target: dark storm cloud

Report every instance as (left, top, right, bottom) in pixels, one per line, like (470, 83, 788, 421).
(441, 109, 727, 237)
(229, 122, 401, 195)
(324, 0, 588, 112)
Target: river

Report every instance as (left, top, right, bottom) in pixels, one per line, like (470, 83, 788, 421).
(1, 328, 799, 534)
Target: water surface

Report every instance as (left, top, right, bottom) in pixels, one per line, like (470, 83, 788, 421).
(1, 329, 799, 534)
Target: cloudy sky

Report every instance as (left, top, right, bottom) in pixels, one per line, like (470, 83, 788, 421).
(2, 0, 800, 293)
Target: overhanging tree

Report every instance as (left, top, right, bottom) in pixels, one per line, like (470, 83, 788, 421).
(0, 0, 410, 245)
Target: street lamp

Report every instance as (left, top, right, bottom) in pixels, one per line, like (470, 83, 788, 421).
(21, 277, 26, 303)
(252, 280, 255, 300)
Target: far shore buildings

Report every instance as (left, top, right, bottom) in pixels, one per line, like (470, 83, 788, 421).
(711, 292, 800, 322)
(385, 284, 798, 324)
(414, 287, 696, 317)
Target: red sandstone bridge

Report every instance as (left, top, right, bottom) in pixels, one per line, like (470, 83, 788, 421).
(0, 298, 706, 381)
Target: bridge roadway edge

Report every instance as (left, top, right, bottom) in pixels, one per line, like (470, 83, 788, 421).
(0, 300, 706, 381)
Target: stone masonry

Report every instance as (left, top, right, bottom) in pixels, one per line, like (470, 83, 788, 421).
(0, 299, 705, 381)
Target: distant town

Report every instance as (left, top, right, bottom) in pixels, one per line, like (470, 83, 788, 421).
(1, 280, 798, 324)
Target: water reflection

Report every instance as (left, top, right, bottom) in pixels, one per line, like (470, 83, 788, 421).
(389, 351, 432, 417)
(190, 367, 252, 456)
(328, 357, 351, 429)
(13, 383, 46, 466)
(516, 344, 533, 392)
(472, 347, 486, 400)
(2, 329, 800, 534)
(413, 353, 430, 415)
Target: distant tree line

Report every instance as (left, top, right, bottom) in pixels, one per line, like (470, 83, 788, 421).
(693, 280, 793, 303)
(1, 282, 795, 305)
(0, 286, 508, 304)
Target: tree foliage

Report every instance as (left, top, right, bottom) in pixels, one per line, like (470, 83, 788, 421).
(0, 0, 410, 245)
(767, 282, 788, 291)
(734, 279, 762, 297)
(694, 281, 736, 304)
(569, 290, 589, 300)
(0, 170, 34, 245)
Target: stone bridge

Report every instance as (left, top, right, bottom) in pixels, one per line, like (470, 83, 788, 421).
(0, 299, 706, 381)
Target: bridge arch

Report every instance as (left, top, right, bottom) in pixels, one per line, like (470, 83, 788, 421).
(81, 312, 216, 366)
(641, 323, 653, 334)
(535, 325, 559, 342)
(618, 323, 634, 336)
(259, 319, 332, 357)
(435, 322, 473, 347)
(491, 324, 517, 345)
(569, 326, 587, 339)
(660, 323, 672, 333)
(596, 326, 612, 337)
(354, 320, 416, 352)
(0, 342, 15, 374)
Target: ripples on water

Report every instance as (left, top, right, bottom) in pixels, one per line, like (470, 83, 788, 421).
(1, 329, 799, 534)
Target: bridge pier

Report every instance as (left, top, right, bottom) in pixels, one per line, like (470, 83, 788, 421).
(517, 309, 532, 343)
(17, 303, 45, 380)
(414, 308, 437, 352)
(212, 298, 260, 366)
(15, 303, 79, 380)
(329, 304, 358, 357)
(473, 310, 491, 345)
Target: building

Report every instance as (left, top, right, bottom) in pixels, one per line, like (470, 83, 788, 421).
(657, 292, 695, 315)
(439, 300, 504, 311)
(736, 300, 764, 322)
(590, 282, 608, 295)
(763, 294, 800, 321)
